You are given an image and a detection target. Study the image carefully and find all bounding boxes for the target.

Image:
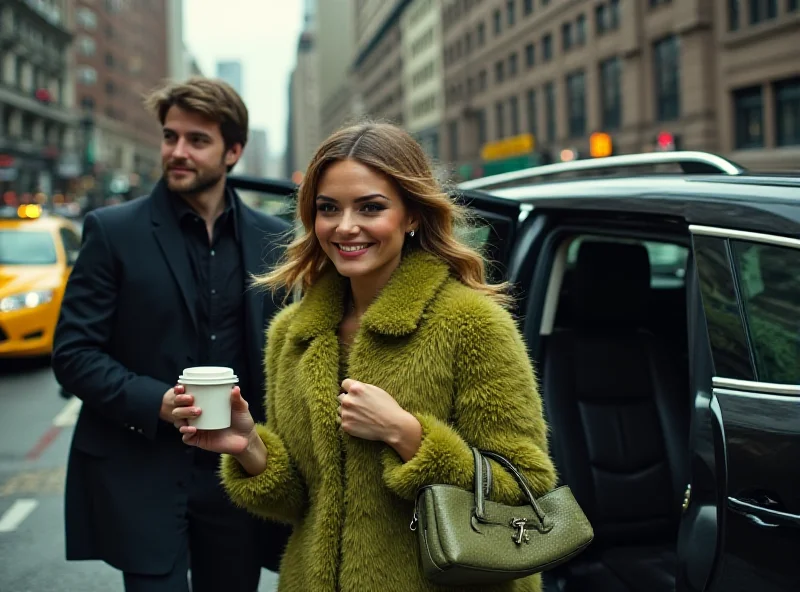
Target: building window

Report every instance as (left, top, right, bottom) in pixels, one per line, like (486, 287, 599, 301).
(76, 7, 97, 29)
(776, 77, 800, 146)
(562, 22, 573, 51)
(495, 101, 506, 139)
(609, 0, 620, 29)
(790, 0, 799, 12)
(733, 86, 764, 148)
(510, 96, 520, 136)
(750, 0, 777, 24)
(78, 36, 96, 56)
(105, 53, 115, 67)
(650, 0, 672, 6)
(477, 22, 485, 45)
(654, 35, 680, 121)
(509, 53, 518, 77)
(729, 0, 741, 30)
(495, 61, 505, 83)
(543, 34, 553, 61)
(448, 120, 459, 160)
(477, 109, 487, 146)
(80, 97, 95, 111)
(600, 57, 622, 129)
(479, 69, 487, 90)
(545, 81, 556, 142)
(77, 66, 97, 85)
(525, 43, 535, 67)
(576, 14, 586, 45)
(567, 71, 586, 138)
(494, 9, 501, 34)
(524, 0, 534, 15)
(106, 81, 116, 95)
(507, 0, 515, 26)
(526, 89, 538, 137)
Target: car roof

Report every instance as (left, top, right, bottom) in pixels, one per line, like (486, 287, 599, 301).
(485, 175, 800, 237)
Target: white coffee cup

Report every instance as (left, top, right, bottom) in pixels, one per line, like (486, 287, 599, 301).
(177, 366, 239, 430)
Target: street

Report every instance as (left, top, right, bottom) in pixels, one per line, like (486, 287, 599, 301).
(0, 359, 279, 592)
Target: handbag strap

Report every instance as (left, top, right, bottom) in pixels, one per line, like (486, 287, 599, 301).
(472, 448, 552, 530)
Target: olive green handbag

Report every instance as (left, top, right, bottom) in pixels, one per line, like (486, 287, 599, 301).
(410, 448, 594, 586)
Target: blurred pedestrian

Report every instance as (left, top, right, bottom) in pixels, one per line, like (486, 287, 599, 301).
(52, 76, 291, 592)
(173, 122, 558, 592)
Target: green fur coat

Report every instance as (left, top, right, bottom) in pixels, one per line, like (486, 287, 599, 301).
(220, 250, 557, 592)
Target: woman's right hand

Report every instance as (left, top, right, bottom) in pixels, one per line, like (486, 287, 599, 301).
(173, 385, 256, 456)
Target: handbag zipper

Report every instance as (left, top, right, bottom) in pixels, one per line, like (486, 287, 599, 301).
(410, 507, 418, 531)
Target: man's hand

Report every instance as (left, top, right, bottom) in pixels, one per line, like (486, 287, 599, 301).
(159, 386, 181, 423)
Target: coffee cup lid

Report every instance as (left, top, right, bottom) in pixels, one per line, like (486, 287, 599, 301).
(178, 366, 239, 385)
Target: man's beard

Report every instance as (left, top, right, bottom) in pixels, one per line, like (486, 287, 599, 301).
(163, 162, 225, 196)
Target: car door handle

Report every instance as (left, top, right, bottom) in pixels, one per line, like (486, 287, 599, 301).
(728, 496, 800, 529)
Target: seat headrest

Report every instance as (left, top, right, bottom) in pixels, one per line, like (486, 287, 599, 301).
(571, 240, 651, 327)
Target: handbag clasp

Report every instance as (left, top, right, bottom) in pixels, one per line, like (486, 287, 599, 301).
(511, 518, 531, 545)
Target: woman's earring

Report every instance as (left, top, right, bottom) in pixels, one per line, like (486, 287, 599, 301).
(409, 230, 415, 238)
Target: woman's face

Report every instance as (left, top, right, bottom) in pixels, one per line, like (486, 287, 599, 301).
(314, 159, 416, 282)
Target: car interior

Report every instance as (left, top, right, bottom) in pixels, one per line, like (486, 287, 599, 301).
(532, 230, 693, 592)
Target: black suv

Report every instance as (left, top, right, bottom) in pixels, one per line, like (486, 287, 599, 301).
(231, 151, 800, 592)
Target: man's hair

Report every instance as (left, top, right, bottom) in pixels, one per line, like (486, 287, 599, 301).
(144, 76, 249, 150)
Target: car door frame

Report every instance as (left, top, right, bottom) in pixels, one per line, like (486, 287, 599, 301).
(687, 224, 800, 592)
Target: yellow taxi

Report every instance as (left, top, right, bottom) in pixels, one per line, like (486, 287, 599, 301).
(0, 203, 82, 358)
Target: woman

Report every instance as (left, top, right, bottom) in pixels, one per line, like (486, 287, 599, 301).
(173, 122, 557, 592)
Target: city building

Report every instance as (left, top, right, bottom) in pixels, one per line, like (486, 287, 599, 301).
(72, 0, 170, 200)
(242, 127, 268, 177)
(0, 0, 78, 201)
(216, 60, 243, 94)
(715, 0, 800, 170)
(401, 0, 444, 162)
(317, 0, 356, 138)
(288, 6, 321, 176)
(353, 0, 408, 125)
(441, 0, 800, 180)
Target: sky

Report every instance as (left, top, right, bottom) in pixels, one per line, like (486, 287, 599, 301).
(183, 0, 305, 159)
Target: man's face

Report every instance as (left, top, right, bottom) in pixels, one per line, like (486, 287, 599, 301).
(160, 106, 242, 195)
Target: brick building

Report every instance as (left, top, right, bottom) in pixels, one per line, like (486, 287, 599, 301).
(441, 0, 799, 179)
(73, 0, 169, 198)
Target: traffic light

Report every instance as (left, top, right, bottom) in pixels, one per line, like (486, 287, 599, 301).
(656, 131, 678, 151)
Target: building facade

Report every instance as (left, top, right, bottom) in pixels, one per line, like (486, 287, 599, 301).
(289, 30, 321, 175)
(216, 60, 242, 94)
(0, 0, 77, 202)
(441, 0, 800, 180)
(72, 0, 169, 200)
(401, 0, 444, 161)
(317, 0, 356, 137)
(353, 0, 407, 125)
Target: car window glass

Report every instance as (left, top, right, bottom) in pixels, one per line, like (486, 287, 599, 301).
(732, 241, 800, 385)
(59, 227, 82, 254)
(567, 235, 688, 288)
(0, 230, 57, 265)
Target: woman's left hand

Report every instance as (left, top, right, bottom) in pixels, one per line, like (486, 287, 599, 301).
(338, 379, 420, 455)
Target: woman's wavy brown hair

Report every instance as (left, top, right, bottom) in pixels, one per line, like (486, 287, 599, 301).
(256, 121, 510, 306)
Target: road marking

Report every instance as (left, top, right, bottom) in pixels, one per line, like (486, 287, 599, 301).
(53, 397, 82, 427)
(0, 468, 65, 497)
(0, 499, 39, 532)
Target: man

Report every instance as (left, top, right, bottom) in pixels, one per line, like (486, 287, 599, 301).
(52, 77, 292, 592)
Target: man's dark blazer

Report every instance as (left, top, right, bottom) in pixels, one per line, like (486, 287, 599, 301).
(52, 179, 292, 575)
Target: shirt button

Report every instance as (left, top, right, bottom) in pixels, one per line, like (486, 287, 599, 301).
(210, 250, 215, 256)
(210, 335, 216, 341)
(211, 289, 216, 295)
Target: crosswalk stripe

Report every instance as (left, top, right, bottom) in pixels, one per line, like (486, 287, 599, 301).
(0, 499, 39, 532)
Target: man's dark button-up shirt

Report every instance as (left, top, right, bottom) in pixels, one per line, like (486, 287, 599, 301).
(170, 190, 251, 466)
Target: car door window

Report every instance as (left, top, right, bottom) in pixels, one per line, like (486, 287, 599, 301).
(59, 227, 82, 264)
(731, 241, 800, 384)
